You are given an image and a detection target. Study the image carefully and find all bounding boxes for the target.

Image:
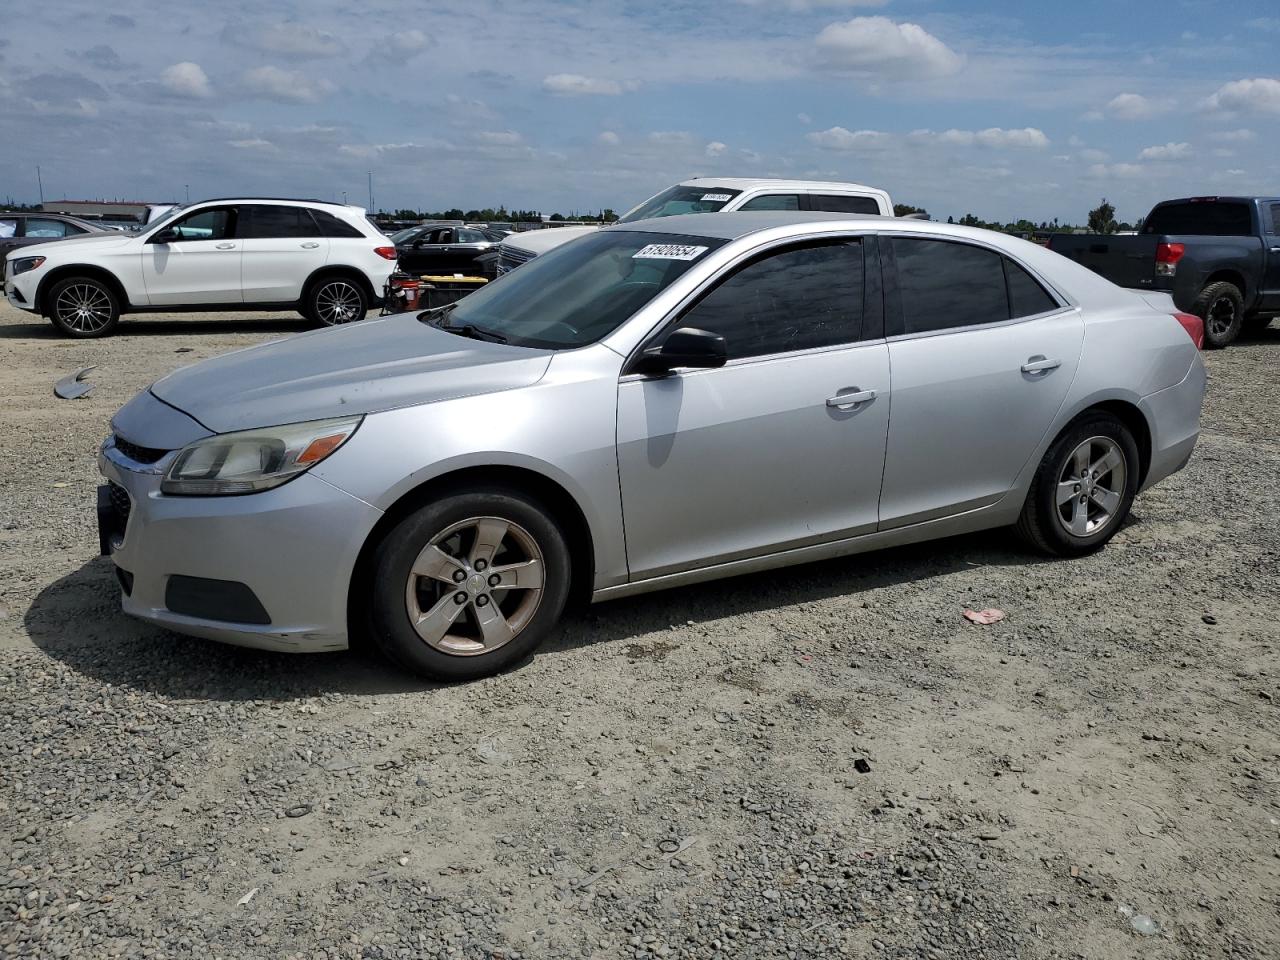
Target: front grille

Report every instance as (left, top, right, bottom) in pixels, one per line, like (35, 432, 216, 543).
(108, 481, 132, 531)
(496, 246, 536, 275)
(113, 434, 168, 464)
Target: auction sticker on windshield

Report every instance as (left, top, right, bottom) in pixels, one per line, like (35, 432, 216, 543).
(633, 244, 709, 260)
(700, 194, 732, 202)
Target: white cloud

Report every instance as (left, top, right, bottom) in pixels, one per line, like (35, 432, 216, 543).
(250, 22, 343, 57)
(229, 138, 278, 152)
(160, 62, 211, 99)
(1138, 141, 1191, 161)
(387, 29, 429, 54)
(1218, 128, 1256, 142)
(915, 127, 1049, 148)
(475, 130, 523, 145)
(1203, 78, 1280, 115)
(1104, 93, 1173, 120)
(806, 126, 890, 150)
(241, 65, 331, 103)
(542, 73, 629, 96)
(739, 0, 888, 8)
(705, 140, 727, 157)
(814, 17, 964, 79)
(597, 130, 620, 146)
(1087, 163, 1146, 179)
(797, 112, 812, 124)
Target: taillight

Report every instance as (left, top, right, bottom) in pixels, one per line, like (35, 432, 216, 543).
(1155, 242, 1184, 278)
(374, 246, 397, 261)
(1173, 311, 1204, 349)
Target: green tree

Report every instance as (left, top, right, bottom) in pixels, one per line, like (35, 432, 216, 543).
(893, 203, 928, 218)
(1087, 198, 1117, 234)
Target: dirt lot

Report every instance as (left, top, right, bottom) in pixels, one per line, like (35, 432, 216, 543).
(0, 303, 1277, 960)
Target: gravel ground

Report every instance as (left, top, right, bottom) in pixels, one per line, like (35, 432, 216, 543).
(1, 305, 1277, 960)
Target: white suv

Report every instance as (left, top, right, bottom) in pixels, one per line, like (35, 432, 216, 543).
(496, 177, 895, 273)
(3, 198, 398, 337)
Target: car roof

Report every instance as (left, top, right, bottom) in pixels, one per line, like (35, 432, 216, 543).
(199, 197, 363, 209)
(611, 210, 890, 240)
(677, 177, 889, 194)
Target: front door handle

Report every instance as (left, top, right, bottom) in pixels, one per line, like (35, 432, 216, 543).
(215, 242, 236, 250)
(300, 241, 320, 249)
(1021, 357, 1062, 374)
(826, 388, 876, 408)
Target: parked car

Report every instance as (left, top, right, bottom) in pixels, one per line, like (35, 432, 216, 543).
(0, 213, 108, 260)
(98, 211, 1205, 681)
(3, 198, 397, 337)
(1048, 196, 1280, 347)
(495, 177, 895, 274)
(392, 223, 496, 276)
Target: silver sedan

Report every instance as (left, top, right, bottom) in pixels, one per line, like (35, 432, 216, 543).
(98, 212, 1206, 680)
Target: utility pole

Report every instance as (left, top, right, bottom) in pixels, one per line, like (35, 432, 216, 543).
(367, 171, 374, 213)
(184, 184, 190, 203)
(36, 166, 45, 206)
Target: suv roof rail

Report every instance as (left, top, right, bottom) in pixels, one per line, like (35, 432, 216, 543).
(198, 197, 351, 206)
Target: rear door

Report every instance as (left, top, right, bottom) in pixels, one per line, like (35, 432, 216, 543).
(141, 206, 242, 305)
(238, 205, 330, 303)
(878, 236, 1083, 528)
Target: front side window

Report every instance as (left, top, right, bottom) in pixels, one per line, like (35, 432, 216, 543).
(677, 241, 864, 359)
(893, 238, 1008, 334)
(429, 228, 454, 244)
(617, 186, 742, 223)
(240, 205, 320, 239)
(24, 218, 75, 238)
(438, 230, 724, 349)
(0, 218, 17, 239)
(166, 208, 232, 241)
(809, 195, 881, 215)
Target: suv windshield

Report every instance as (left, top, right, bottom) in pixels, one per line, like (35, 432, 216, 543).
(617, 186, 742, 224)
(433, 230, 724, 349)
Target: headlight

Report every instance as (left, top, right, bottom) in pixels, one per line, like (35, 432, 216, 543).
(9, 256, 46, 276)
(161, 416, 362, 496)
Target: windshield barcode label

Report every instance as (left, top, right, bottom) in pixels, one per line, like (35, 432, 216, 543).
(633, 244, 709, 260)
(700, 194, 732, 202)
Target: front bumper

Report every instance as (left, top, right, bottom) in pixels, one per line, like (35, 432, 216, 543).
(98, 441, 383, 653)
(3, 266, 41, 311)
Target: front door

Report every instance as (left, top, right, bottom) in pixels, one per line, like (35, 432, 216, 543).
(878, 236, 1084, 528)
(616, 238, 890, 579)
(402, 227, 454, 275)
(238, 204, 330, 303)
(142, 206, 242, 305)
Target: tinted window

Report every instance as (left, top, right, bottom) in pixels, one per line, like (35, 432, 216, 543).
(241, 205, 320, 239)
(168, 208, 232, 241)
(1141, 201, 1253, 237)
(1005, 259, 1059, 318)
(1270, 203, 1280, 235)
(738, 194, 801, 212)
(809, 195, 881, 215)
(429, 228, 453, 244)
(311, 209, 365, 238)
(24, 218, 74, 238)
(0, 219, 17, 239)
(893, 238, 1008, 334)
(457, 227, 486, 243)
(679, 242, 864, 359)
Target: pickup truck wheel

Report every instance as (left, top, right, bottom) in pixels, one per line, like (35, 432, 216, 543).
(1193, 281, 1244, 348)
(47, 277, 121, 338)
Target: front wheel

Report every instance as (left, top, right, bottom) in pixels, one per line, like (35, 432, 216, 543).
(1015, 414, 1140, 556)
(369, 488, 571, 681)
(305, 277, 368, 326)
(48, 276, 120, 338)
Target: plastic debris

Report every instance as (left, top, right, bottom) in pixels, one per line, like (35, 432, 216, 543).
(54, 366, 96, 400)
(963, 608, 1006, 625)
(236, 887, 258, 907)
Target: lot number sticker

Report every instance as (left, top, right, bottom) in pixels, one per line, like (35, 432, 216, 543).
(633, 244, 709, 260)
(700, 194, 732, 202)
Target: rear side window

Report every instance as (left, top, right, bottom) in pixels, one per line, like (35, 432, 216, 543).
(0, 218, 20, 238)
(240, 205, 320, 239)
(893, 238, 1008, 334)
(809, 195, 881, 215)
(1270, 203, 1280, 235)
(679, 241, 864, 359)
(25, 218, 77, 238)
(1005, 259, 1059, 318)
(311, 209, 366, 238)
(1142, 201, 1253, 237)
(739, 194, 802, 211)
(457, 227, 486, 243)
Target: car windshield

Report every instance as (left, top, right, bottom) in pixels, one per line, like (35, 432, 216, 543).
(617, 186, 742, 224)
(431, 230, 724, 349)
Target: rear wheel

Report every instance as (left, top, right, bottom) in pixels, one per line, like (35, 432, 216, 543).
(47, 276, 120, 338)
(305, 276, 368, 326)
(1193, 281, 1244, 348)
(1016, 413, 1139, 556)
(368, 487, 571, 681)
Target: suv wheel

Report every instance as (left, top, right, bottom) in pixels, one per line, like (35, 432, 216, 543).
(1193, 281, 1244, 348)
(306, 277, 368, 326)
(368, 487, 572, 681)
(48, 277, 120, 338)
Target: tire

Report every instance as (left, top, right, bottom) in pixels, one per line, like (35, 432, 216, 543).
(368, 487, 572, 681)
(47, 276, 120, 338)
(1015, 413, 1140, 557)
(305, 276, 368, 326)
(1192, 281, 1244, 349)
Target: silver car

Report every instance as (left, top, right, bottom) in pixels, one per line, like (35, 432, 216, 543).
(98, 212, 1206, 680)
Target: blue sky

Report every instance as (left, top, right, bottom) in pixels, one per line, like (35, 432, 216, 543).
(2, 0, 1277, 223)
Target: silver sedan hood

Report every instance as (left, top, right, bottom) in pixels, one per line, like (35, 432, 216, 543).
(149, 312, 553, 434)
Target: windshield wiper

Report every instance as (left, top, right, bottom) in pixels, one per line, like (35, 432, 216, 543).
(442, 321, 508, 343)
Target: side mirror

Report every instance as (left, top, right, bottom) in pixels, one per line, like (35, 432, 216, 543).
(152, 228, 179, 244)
(636, 327, 727, 375)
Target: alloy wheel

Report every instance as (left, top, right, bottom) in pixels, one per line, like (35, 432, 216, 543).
(1055, 436, 1127, 538)
(55, 283, 113, 334)
(314, 281, 363, 325)
(1206, 296, 1237, 341)
(404, 517, 545, 656)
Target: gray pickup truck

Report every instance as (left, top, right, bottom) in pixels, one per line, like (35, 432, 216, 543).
(1048, 196, 1280, 347)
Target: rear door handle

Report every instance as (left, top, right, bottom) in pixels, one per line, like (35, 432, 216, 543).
(826, 389, 876, 408)
(215, 242, 236, 250)
(300, 241, 320, 249)
(1021, 357, 1061, 374)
